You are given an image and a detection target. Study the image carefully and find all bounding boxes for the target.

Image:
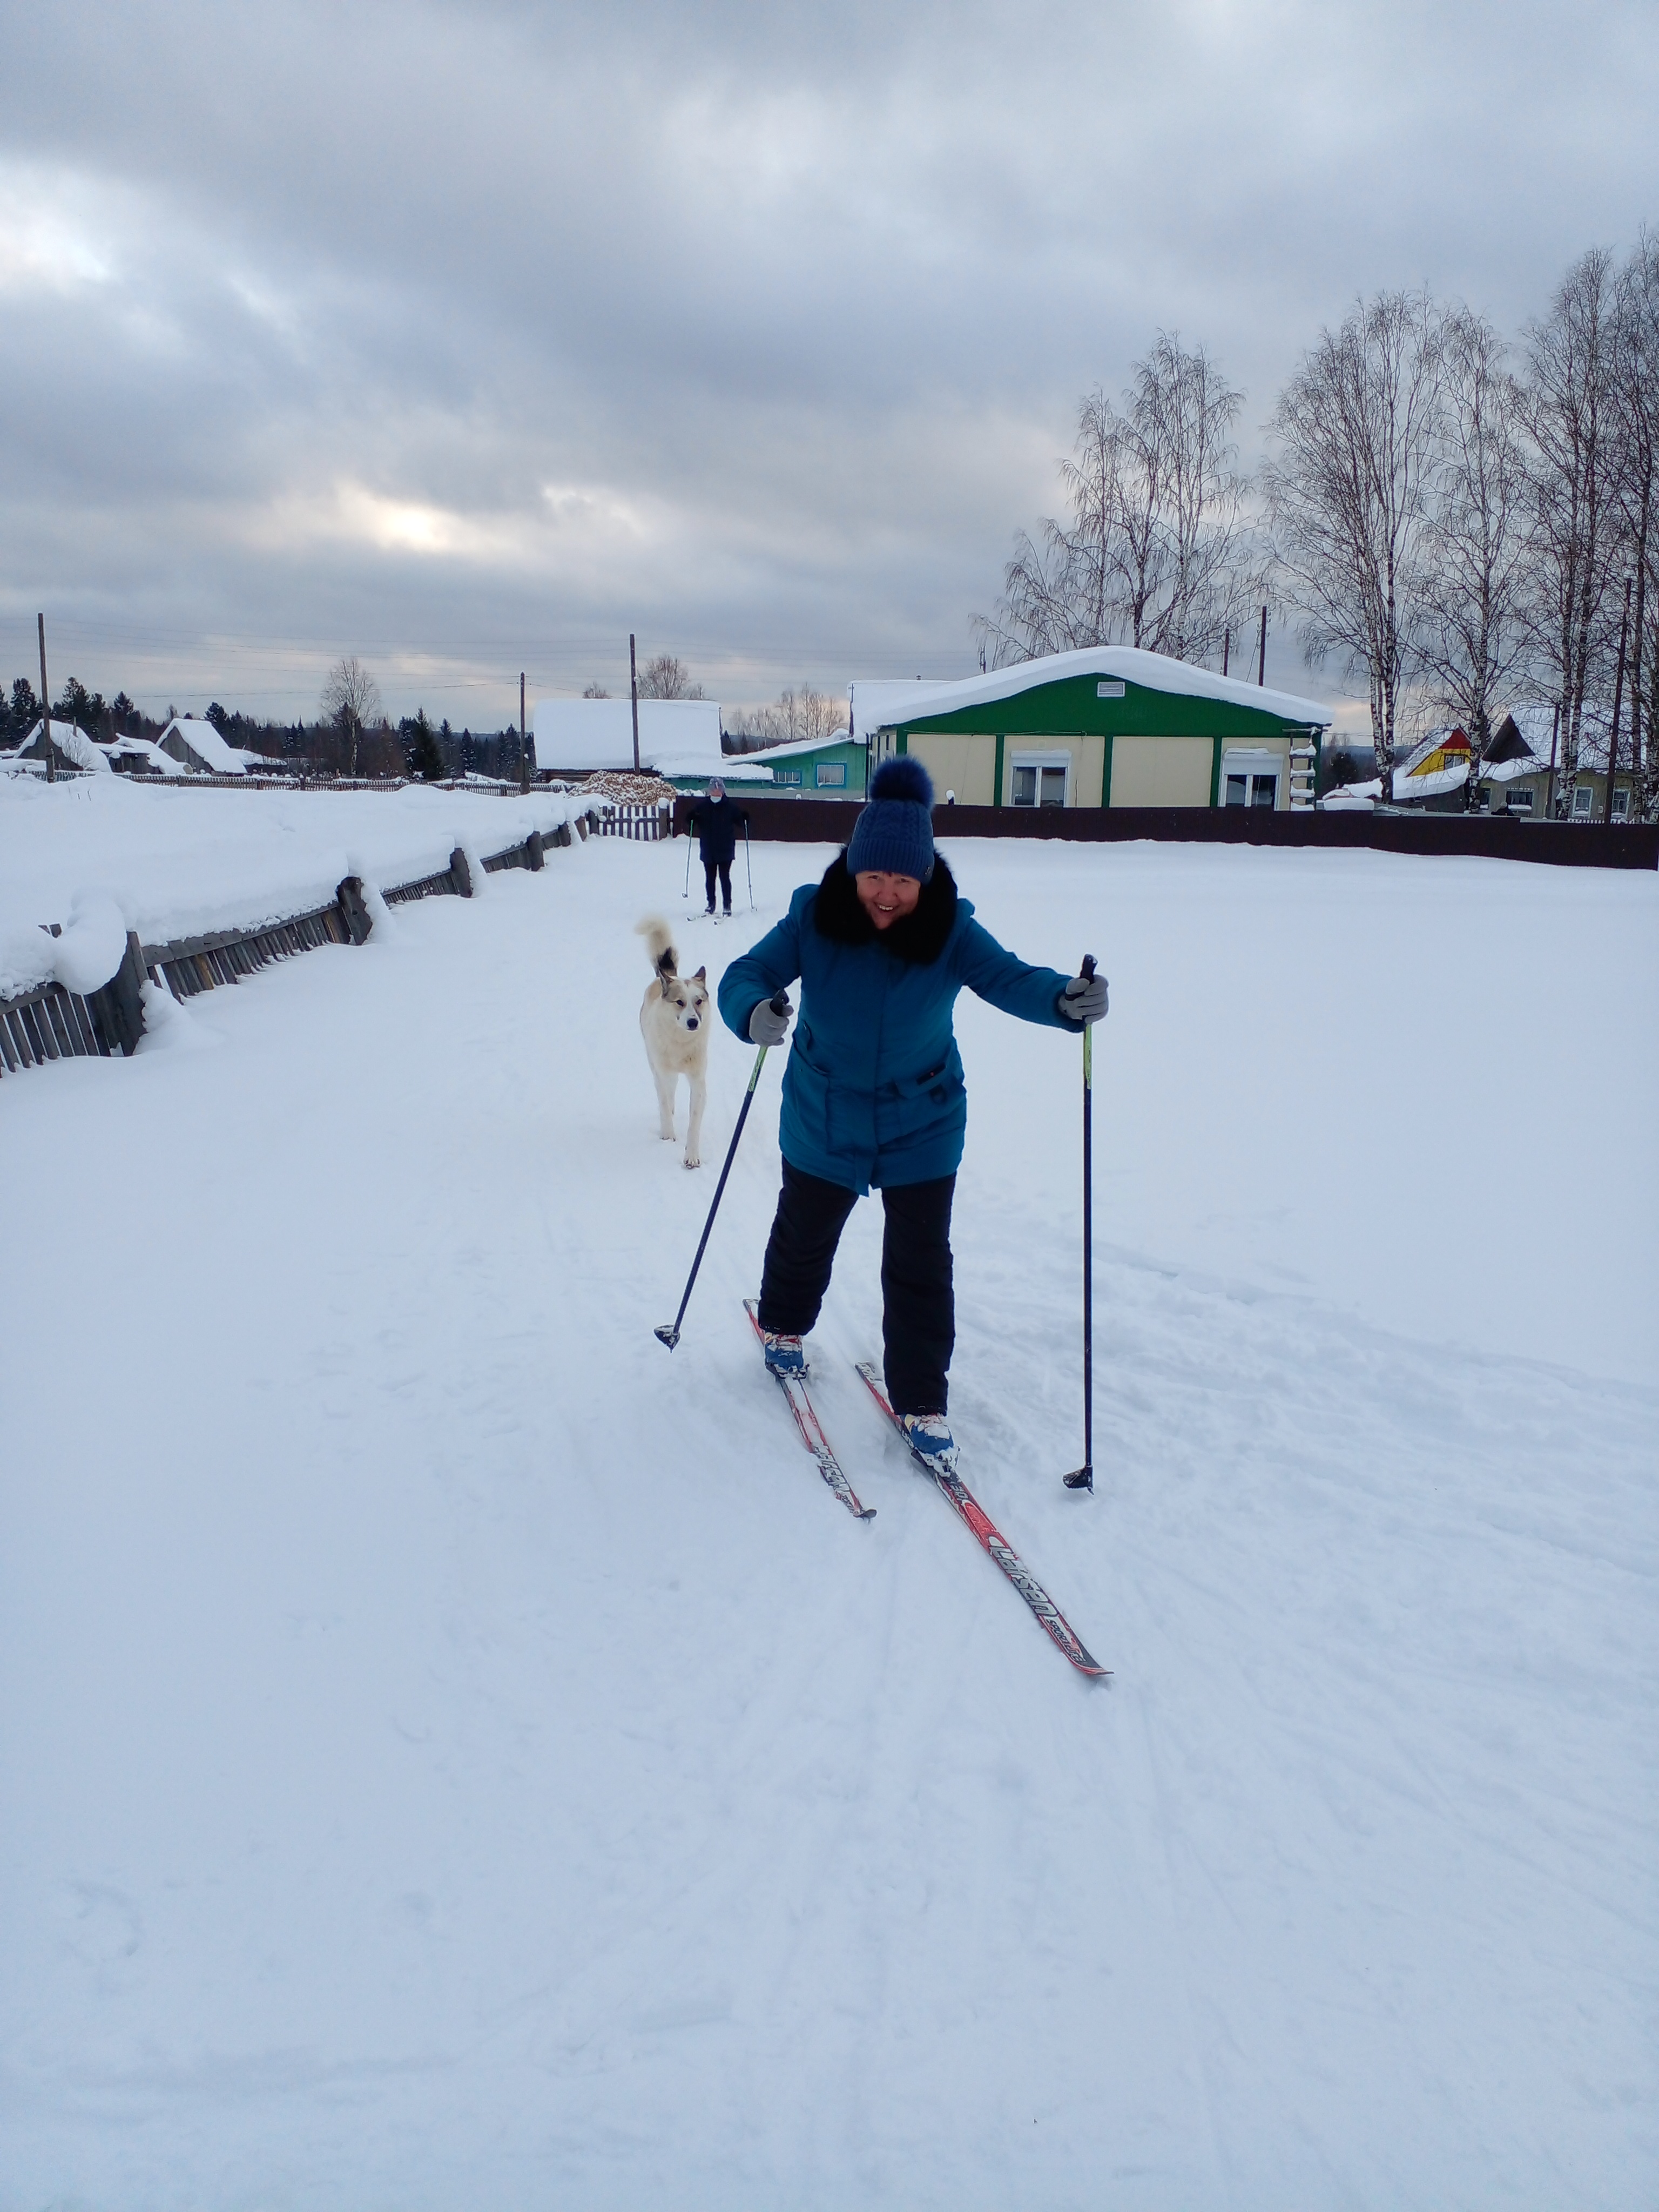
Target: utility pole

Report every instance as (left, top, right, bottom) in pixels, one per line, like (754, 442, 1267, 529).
(1222, 625, 1230, 678)
(629, 632, 640, 773)
(1257, 606, 1267, 687)
(38, 612, 54, 783)
(520, 671, 529, 794)
(1603, 576, 1631, 825)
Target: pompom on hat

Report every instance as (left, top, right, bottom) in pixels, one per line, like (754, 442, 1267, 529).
(846, 755, 936, 881)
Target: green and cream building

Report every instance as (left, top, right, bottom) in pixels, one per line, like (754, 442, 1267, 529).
(849, 647, 1331, 811)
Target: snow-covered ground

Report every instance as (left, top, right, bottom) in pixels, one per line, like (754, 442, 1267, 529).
(0, 773, 580, 997)
(2, 821, 1655, 2209)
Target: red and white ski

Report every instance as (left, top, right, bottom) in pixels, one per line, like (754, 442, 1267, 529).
(744, 1301, 875, 1521)
(855, 1361, 1107, 1677)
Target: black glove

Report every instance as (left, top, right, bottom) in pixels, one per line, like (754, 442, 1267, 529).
(1059, 968, 1108, 1025)
(748, 992, 792, 1047)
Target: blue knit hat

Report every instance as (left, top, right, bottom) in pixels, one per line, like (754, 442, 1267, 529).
(847, 756, 935, 880)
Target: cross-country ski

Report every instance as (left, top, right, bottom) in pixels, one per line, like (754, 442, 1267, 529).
(743, 1298, 875, 1520)
(854, 1361, 1107, 1677)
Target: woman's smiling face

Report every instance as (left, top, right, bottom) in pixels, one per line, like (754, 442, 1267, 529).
(855, 871, 922, 930)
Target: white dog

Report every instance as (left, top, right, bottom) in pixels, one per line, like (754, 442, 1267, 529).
(637, 918, 711, 1168)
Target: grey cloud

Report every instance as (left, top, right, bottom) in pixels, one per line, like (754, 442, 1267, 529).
(2, 0, 1655, 718)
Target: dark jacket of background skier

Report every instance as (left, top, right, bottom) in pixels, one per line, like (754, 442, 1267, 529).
(718, 854, 1075, 1194)
(688, 792, 747, 866)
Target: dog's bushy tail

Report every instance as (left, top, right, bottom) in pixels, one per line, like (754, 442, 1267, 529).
(636, 915, 677, 980)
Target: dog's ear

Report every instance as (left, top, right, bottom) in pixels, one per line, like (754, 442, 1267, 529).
(692, 966, 706, 983)
(657, 948, 677, 980)
(659, 976, 674, 999)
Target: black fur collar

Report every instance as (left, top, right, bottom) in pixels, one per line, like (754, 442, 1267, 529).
(811, 853, 959, 965)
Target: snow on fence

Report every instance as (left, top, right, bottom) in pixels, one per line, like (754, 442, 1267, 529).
(0, 817, 586, 1083)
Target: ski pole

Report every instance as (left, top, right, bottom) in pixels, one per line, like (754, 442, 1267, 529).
(655, 990, 790, 1350)
(683, 821, 692, 901)
(1064, 955, 1097, 1493)
(744, 819, 754, 910)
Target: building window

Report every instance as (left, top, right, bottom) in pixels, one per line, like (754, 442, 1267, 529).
(1505, 787, 1533, 814)
(1010, 752, 1069, 807)
(1224, 771, 1278, 807)
(1220, 748, 1280, 810)
(1572, 784, 1595, 817)
(774, 768, 802, 786)
(1096, 680, 1125, 698)
(1612, 786, 1630, 819)
(815, 761, 846, 788)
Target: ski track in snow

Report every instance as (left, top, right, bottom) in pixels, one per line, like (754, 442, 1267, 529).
(1, 826, 1655, 2209)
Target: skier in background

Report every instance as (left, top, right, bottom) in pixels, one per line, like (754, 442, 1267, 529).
(686, 778, 748, 916)
(718, 755, 1107, 1470)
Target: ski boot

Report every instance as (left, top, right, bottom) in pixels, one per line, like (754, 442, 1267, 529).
(900, 1412, 959, 1474)
(760, 1327, 806, 1378)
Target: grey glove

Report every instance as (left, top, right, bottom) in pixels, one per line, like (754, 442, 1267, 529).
(1059, 969, 1108, 1025)
(748, 992, 792, 1047)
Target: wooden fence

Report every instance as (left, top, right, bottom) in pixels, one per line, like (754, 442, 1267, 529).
(594, 802, 673, 841)
(0, 818, 580, 1083)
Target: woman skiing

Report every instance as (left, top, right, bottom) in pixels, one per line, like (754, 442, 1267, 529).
(718, 756, 1107, 1470)
(686, 777, 748, 916)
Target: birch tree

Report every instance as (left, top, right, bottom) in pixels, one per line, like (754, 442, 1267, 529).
(975, 334, 1257, 668)
(1264, 291, 1447, 801)
(1415, 309, 1533, 799)
(1522, 248, 1624, 814)
(318, 656, 383, 778)
(1615, 233, 1659, 819)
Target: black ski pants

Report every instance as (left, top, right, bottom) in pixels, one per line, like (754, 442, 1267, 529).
(758, 1159, 956, 1415)
(703, 858, 732, 912)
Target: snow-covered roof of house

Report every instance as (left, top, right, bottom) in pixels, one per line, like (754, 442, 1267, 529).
(1394, 727, 1471, 800)
(103, 733, 187, 775)
(736, 728, 860, 765)
(848, 647, 1331, 736)
(10, 718, 114, 772)
(533, 698, 724, 773)
(159, 716, 247, 774)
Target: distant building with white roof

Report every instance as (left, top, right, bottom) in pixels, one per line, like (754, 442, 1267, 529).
(533, 698, 725, 779)
(157, 716, 248, 775)
(3, 718, 114, 774)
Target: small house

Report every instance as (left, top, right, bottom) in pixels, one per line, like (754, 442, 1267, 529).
(848, 646, 1330, 810)
(3, 718, 113, 775)
(533, 698, 726, 781)
(733, 729, 868, 796)
(103, 733, 186, 777)
(157, 716, 248, 775)
(1394, 727, 1472, 808)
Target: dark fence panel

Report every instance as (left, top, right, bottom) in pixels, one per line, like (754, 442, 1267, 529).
(702, 797, 1658, 871)
(0, 980, 116, 1077)
(1, 820, 582, 1084)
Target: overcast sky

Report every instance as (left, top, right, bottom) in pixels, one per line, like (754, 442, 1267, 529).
(3, 0, 1654, 727)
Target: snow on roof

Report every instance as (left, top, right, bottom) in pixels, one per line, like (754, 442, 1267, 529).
(1481, 752, 1546, 786)
(10, 718, 114, 772)
(849, 646, 1330, 736)
(736, 727, 860, 765)
(533, 698, 724, 773)
(103, 733, 187, 775)
(160, 716, 246, 774)
(676, 756, 773, 783)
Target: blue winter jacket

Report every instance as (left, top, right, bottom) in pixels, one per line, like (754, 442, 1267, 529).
(718, 856, 1076, 1193)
